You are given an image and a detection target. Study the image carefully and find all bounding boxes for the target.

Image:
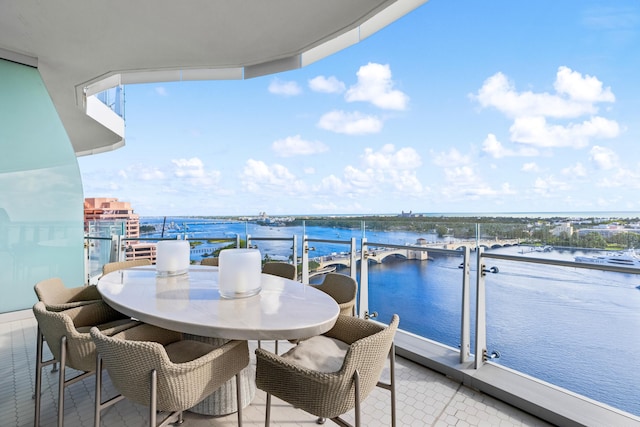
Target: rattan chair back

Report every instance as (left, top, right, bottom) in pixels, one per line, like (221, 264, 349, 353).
(311, 273, 357, 316)
(262, 262, 297, 280)
(102, 259, 152, 276)
(200, 257, 219, 266)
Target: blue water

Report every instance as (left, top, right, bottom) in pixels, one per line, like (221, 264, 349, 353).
(140, 217, 640, 416)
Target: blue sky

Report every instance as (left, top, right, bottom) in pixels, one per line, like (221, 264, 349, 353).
(78, 0, 640, 217)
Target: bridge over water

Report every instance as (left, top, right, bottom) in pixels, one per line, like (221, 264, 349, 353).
(313, 239, 519, 269)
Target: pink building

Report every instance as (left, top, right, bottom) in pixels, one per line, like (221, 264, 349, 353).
(84, 198, 156, 262)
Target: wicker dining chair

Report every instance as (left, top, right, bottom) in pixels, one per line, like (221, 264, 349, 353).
(34, 277, 102, 311)
(32, 301, 138, 427)
(262, 262, 297, 280)
(32, 277, 104, 422)
(200, 257, 219, 266)
(310, 273, 357, 316)
(91, 323, 250, 426)
(255, 314, 399, 427)
(101, 258, 152, 276)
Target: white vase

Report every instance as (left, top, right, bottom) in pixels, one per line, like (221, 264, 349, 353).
(218, 248, 262, 298)
(156, 240, 190, 276)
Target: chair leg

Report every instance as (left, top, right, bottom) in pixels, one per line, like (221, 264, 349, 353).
(94, 355, 102, 427)
(236, 374, 243, 427)
(265, 393, 271, 427)
(353, 370, 361, 427)
(389, 343, 396, 427)
(58, 336, 67, 427)
(149, 370, 157, 427)
(34, 328, 44, 426)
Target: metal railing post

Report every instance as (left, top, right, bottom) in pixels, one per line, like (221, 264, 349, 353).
(301, 236, 309, 284)
(358, 238, 368, 318)
(292, 235, 298, 279)
(349, 237, 357, 280)
(110, 235, 119, 262)
(460, 246, 471, 363)
(475, 246, 487, 369)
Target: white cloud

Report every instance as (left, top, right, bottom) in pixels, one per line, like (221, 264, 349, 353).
(589, 145, 618, 170)
(343, 166, 376, 190)
(317, 110, 383, 135)
(313, 145, 424, 196)
(173, 158, 205, 178)
(309, 76, 346, 94)
(241, 159, 306, 193)
(561, 162, 588, 177)
(138, 167, 166, 181)
(389, 170, 423, 193)
(272, 135, 329, 157)
(268, 78, 302, 96)
(345, 63, 409, 110)
(482, 133, 539, 158)
(361, 144, 422, 170)
(533, 176, 571, 196)
(432, 148, 471, 167)
(500, 182, 517, 195)
(434, 162, 517, 201)
(155, 86, 168, 96)
(316, 174, 352, 195)
(554, 66, 615, 103)
(118, 164, 164, 181)
(522, 162, 540, 172)
(596, 167, 640, 189)
(171, 157, 221, 187)
(472, 67, 620, 151)
(443, 165, 478, 185)
(472, 68, 613, 119)
(509, 116, 620, 148)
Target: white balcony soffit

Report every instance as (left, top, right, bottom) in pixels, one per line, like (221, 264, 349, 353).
(0, 0, 428, 157)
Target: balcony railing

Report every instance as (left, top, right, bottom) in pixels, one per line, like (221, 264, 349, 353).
(84, 219, 640, 425)
(95, 85, 125, 118)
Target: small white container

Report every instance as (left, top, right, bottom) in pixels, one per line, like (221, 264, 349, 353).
(218, 248, 262, 298)
(156, 240, 190, 276)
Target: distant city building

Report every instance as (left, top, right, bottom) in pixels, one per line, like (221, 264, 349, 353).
(576, 223, 640, 238)
(84, 197, 140, 237)
(84, 197, 156, 262)
(551, 222, 573, 237)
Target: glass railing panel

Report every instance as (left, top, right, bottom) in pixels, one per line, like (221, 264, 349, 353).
(95, 85, 125, 118)
(85, 236, 113, 279)
(365, 242, 467, 349)
(478, 238, 640, 417)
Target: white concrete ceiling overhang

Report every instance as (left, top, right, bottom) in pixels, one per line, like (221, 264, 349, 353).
(0, 0, 428, 156)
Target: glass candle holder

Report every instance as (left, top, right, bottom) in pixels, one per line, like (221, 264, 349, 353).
(156, 240, 190, 276)
(218, 248, 262, 298)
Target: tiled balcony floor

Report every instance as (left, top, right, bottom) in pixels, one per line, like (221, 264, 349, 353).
(1, 311, 552, 427)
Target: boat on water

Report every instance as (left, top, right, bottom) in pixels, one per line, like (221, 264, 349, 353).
(574, 248, 640, 268)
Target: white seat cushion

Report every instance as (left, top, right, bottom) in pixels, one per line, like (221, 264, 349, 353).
(280, 335, 349, 373)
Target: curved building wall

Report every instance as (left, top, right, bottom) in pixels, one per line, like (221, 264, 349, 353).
(0, 59, 85, 313)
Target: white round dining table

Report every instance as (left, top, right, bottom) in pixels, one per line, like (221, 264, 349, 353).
(97, 264, 340, 417)
(97, 265, 340, 341)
